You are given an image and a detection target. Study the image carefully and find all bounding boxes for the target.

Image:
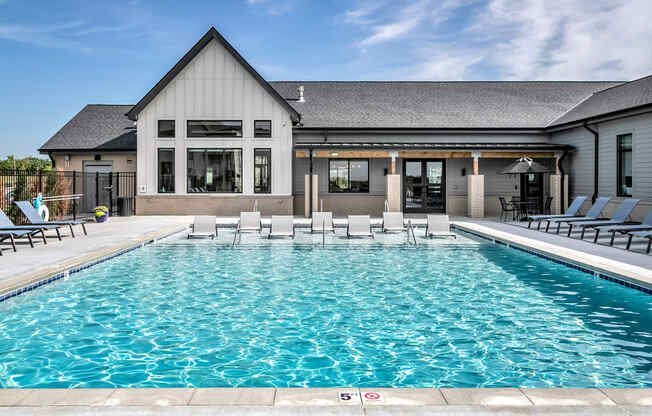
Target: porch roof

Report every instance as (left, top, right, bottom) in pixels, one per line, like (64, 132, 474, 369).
(294, 142, 574, 152)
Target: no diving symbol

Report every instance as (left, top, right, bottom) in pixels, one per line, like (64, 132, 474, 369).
(363, 391, 384, 402)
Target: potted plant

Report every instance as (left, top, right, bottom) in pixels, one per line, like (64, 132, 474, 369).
(94, 206, 109, 223)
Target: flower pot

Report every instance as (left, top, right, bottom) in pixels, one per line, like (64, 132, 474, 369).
(96, 214, 108, 223)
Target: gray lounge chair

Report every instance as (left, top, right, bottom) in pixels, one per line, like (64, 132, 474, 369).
(0, 208, 51, 246)
(188, 216, 217, 239)
(269, 215, 295, 238)
(311, 212, 335, 233)
(627, 230, 652, 254)
(545, 197, 611, 235)
(527, 196, 587, 230)
(598, 210, 652, 246)
(347, 215, 374, 238)
(571, 199, 639, 241)
(0, 230, 38, 255)
(15, 200, 87, 238)
(382, 212, 405, 233)
(425, 215, 456, 238)
(236, 211, 262, 234)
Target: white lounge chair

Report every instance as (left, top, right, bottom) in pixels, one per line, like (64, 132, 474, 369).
(425, 215, 456, 238)
(382, 212, 406, 233)
(188, 216, 217, 239)
(269, 215, 295, 238)
(312, 212, 335, 233)
(347, 215, 374, 238)
(237, 211, 262, 234)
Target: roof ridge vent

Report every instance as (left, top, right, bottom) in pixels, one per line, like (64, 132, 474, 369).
(297, 85, 305, 102)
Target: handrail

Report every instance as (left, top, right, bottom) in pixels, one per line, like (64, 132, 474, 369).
(253, 200, 258, 212)
(232, 222, 240, 247)
(322, 216, 326, 247)
(407, 220, 418, 246)
(41, 193, 84, 202)
(384, 199, 389, 212)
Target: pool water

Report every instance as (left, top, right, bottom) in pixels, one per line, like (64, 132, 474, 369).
(0, 234, 651, 388)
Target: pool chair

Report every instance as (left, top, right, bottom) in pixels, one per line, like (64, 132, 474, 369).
(382, 212, 405, 233)
(188, 216, 217, 239)
(425, 214, 456, 238)
(236, 211, 262, 234)
(0, 208, 52, 246)
(570, 199, 639, 242)
(0, 230, 40, 255)
(347, 215, 374, 238)
(311, 212, 335, 233)
(15, 200, 87, 238)
(268, 215, 295, 239)
(527, 196, 587, 230)
(626, 230, 652, 254)
(597, 210, 652, 246)
(544, 197, 611, 235)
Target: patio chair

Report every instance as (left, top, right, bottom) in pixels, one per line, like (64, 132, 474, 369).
(347, 215, 374, 238)
(0, 207, 52, 245)
(570, 199, 639, 242)
(269, 215, 295, 239)
(545, 197, 611, 235)
(425, 215, 456, 238)
(498, 197, 517, 222)
(311, 212, 335, 233)
(0, 230, 38, 255)
(382, 212, 405, 233)
(626, 230, 652, 254)
(598, 210, 652, 246)
(527, 196, 587, 230)
(188, 216, 217, 239)
(14, 200, 87, 238)
(236, 211, 262, 235)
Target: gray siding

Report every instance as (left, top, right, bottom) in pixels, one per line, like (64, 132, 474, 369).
(550, 127, 595, 198)
(295, 131, 550, 144)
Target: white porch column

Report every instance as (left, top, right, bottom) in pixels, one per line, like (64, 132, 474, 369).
(549, 153, 569, 214)
(385, 152, 401, 211)
(467, 151, 485, 218)
(304, 175, 311, 218)
(312, 174, 319, 214)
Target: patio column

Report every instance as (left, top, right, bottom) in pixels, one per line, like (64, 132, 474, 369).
(386, 152, 401, 211)
(467, 151, 485, 218)
(549, 153, 568, 214)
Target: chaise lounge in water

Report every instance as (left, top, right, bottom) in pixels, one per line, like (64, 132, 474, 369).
(425, 214, 456, 238)
(382, 211, 406, 233)
(311, 211, 335, 233)
(268, 215, 295, 239)
(188, 216, 217, 239)
(347, 215, 374, 238)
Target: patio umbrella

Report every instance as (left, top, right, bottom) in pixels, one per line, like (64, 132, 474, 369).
(500, 157, 554, 175)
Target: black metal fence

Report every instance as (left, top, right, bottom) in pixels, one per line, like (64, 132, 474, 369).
(0, 170, 136, 224)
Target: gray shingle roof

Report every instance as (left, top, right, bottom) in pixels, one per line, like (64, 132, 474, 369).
(548, 75, 652, 127)
(270, 81, 620, 129)
(39, 105, 136, 152)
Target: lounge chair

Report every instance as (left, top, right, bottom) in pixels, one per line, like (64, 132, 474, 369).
(269, 215, 295, 238)
(236, 211, 262, 234)
(188, 216, 217, 239)
(0, 230, 38, 255)
(598, 210, 652, 246)
(527, 196, 587, 230)
(544, 197, 611, 235)
(15, 200, 87, 238)
(382, 212, 405, 233)
(311, 212, 335, 233)
(347, 215, 374, 238)
(627, 230, 652, 254)
(0, 208, 52, 245)
(571, 199, 639, 241)
(425, 214, 456, 238)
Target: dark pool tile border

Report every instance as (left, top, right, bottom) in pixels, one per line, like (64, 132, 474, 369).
(0, 229, 186, 304)
(452, 225, 652, 295)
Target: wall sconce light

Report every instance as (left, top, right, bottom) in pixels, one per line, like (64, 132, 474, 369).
(383, 168, 388, 176)
(331, 152, 339, 157)
(461, 168, 466, 177)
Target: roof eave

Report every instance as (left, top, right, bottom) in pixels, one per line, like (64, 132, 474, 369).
(545, 103, 652, 132)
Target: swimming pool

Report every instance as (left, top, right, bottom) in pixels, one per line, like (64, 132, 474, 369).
(0, 232, 650, 388)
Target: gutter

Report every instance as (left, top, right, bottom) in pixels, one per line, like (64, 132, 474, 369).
(583, 122, 599, 203)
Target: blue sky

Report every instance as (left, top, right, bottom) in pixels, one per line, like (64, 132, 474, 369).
(1, 0, 651, 158)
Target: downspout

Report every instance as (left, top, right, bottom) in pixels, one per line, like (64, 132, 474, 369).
(558, 150, 568, 210)
(309, 149, 313, 217)
(583, 122, 599, 203)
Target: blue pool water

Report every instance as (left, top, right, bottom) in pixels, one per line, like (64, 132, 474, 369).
(0, 236, 651, 388)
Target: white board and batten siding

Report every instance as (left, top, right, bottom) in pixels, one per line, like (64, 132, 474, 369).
(136, 39, 294, 197)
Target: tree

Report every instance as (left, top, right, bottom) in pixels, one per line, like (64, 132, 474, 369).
(0, 156, 52, 171)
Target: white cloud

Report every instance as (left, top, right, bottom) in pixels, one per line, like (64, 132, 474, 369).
(246, 0, 296, 15)
(0, 21, 92, 52)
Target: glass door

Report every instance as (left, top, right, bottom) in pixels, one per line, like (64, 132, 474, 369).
(403, 160, 445, 213)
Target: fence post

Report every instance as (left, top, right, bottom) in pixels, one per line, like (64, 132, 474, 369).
(38, 169, 43, 194)
(116, 172, 120, 216)
(133, 173, 137, 215)
(108, 173, 113, 215)
(95, 172, 99, 208)
(72, 171, 77, 220)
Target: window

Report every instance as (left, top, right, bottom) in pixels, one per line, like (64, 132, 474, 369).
(157, 148, 175, 193)
(254, 120, 272, 138)
(329, 159, 369, 193)
(254, 149, 271, 193)
(158, 120, 175, 138)
(617, 134, 632, 197)
(187, 149, 242, 193)
(187, 120, 242, 137)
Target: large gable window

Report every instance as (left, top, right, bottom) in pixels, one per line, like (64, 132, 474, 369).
(157, 148, 175, 193)
(187, 149, 242, 193)
(187, 120, 242, 138)
(617, 134, 632, 197)
(329, 159, 369, 193)
(254, 148, 271, 193)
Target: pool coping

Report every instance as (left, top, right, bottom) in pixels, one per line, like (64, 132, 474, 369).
(452, 221, 652, 294)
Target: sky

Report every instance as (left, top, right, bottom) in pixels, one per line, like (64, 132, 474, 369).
(1, 0, 651, 158)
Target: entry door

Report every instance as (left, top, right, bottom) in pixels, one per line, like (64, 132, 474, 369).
(403, 160, 445, 213)
(83, 162, 113, 212)
(520, 173, 543, 211)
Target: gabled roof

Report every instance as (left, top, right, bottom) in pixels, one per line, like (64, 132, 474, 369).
(39, 105, 136, 153)
(548, 75, 652, 127)
(126, 27, 300, 123)
(270, 81, 620, 129)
